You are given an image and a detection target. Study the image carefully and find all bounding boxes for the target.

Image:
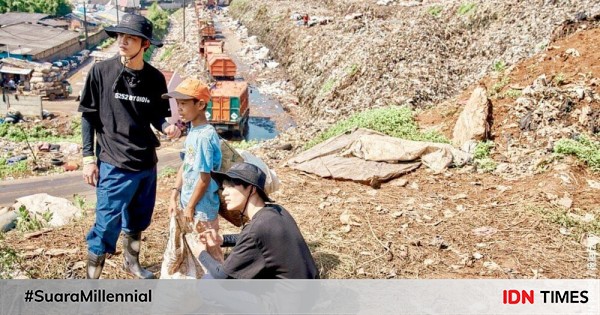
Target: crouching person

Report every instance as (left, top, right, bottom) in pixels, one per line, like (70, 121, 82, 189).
(197, 162, 319, 279)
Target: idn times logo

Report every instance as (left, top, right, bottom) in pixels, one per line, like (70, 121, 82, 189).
(503, 290, 589, 304)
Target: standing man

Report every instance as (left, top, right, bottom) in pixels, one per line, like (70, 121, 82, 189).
(79, 14, 181, 279)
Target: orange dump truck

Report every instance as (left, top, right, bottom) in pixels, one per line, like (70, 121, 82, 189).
(208, 53, 236, 79)
(200, 39, 224, 53)
(207, 81, 249, 136)
(204, 45, 223, 63)
(199, 22, 216, 39)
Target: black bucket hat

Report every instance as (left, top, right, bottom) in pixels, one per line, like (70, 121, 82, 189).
(211, 162, 273, 202)
(105, 14, 163, 47)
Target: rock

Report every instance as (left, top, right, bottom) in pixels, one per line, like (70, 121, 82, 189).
(63, 162, 79, 171)
(13, 194, 82, 227)
(587, 179, 600, 189)
(275, 143, 293, 151)
(390, 178, 408, 187)
(472, 226, 498, 237)
(565, 48, 580, 57)
(344, 13, 363, 20)
(473, 252, 483, 260)
(0, 210, 17, 232)
(452, 87, 491, 147)
(451, 193, 468, 200)
(555, 196, 573, 209)
(265, 61, 279, 69)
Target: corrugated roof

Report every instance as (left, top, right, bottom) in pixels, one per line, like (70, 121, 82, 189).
(0, 13, 49, 26)
(0, 23, 80, 56)
(38, 19, 69, 27)
(0, 66, 33, 75)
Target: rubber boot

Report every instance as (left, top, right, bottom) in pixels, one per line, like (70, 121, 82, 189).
(122, 232, 156, 279)
(86, 251, 105, 279)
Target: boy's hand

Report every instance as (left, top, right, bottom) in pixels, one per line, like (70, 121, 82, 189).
(184, 206, 194, 222)
(164, 124, 181, 139)
(168, 198, 178, 216)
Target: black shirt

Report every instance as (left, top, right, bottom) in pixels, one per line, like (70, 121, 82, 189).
(222, 205, 320, 279)
(79, 57, 170, 171)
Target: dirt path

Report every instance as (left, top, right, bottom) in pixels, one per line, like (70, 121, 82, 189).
(0, 147, 182, 208)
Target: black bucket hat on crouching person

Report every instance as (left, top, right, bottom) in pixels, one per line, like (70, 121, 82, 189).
(211, 162, 273, 202)
(104, 14, 163, 47)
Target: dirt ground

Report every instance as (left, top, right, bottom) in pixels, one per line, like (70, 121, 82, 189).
(2, 4, 599, 280)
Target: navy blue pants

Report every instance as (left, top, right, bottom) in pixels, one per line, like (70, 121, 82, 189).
(86, 162, 157, 255)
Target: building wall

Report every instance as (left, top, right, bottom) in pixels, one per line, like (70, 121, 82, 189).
(35, 31, 108, 62)
(0, 92, 43, 117)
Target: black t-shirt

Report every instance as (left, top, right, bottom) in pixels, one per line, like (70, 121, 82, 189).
(78, 57, 170, 171)
(223, 205, 320, 279)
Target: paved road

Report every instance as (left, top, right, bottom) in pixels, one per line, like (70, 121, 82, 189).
(0, 147, 182, 207)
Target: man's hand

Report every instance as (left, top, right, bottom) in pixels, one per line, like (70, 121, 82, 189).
(164, 124, 181, 139)
(82, 164, 99, 187)
(184, 206, 194, 223)
(201, 229, 223, 247)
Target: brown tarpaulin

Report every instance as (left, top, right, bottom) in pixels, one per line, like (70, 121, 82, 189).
(288, 129, 471, 183)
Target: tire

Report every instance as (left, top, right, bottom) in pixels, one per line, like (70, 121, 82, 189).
(48, 93, 56, 101)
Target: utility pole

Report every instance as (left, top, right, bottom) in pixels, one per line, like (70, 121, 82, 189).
(182, 0, 186, 42)
(115, 0, 119, 25)
(83, 1, 89, 49)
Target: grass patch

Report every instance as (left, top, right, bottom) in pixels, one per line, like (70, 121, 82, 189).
(345, 64, 359, 76)
(427, 5, 443, 17)
(0, 119, 81, 143)
(554, 135, 600, 172)
(0, 159, 28, 180)
(15, 205, 52, 233)
(72, 194, 95, 214)
(0, 239, 21, 279)
(502, 88, 522, 99)
(159, 45, 176, 62)
(492, 60, 506, 72)
(305, 106, 448, 149)
(553, 73, 566, 86)
(531, 206, 600, 238)
(458, 2, 476, 15)
(229, 140, 261, 150)
(491, 76, 510, 95)
(473, 141, 496, 172)
(230, 0, 250, 12)
(158, 166, 178, 178)
(320, 78, 336, 95)
(97, 37, 115, 50)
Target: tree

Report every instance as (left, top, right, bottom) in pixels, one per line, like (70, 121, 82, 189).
(0, 0, 72, 16)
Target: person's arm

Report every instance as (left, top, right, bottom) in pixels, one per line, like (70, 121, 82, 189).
(184, 172, 211, 222)
(199, 251, 230, 279)
(81, 113, 95, 158)
(169, 164, 184, 216)
(221, 234, 239, 247)
(79, 67, 100, 186)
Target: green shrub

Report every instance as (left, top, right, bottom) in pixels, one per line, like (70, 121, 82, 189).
(320, 78, 336, 95)
(493, 60, 506, 72)
(305, 106, 448, 149)
(458, 2, 476, 15)
(15, 205, 51, 232)
(473, 141, 496, 172)
(0, 160, 28, 180)
(158, 166, 178, 178)
(554, 136, 600, 172)
(0, 241, 20, 279)
(230, 140, 261, 150)
(428, 6, 443, 18)
(474, 141, 493, 160)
